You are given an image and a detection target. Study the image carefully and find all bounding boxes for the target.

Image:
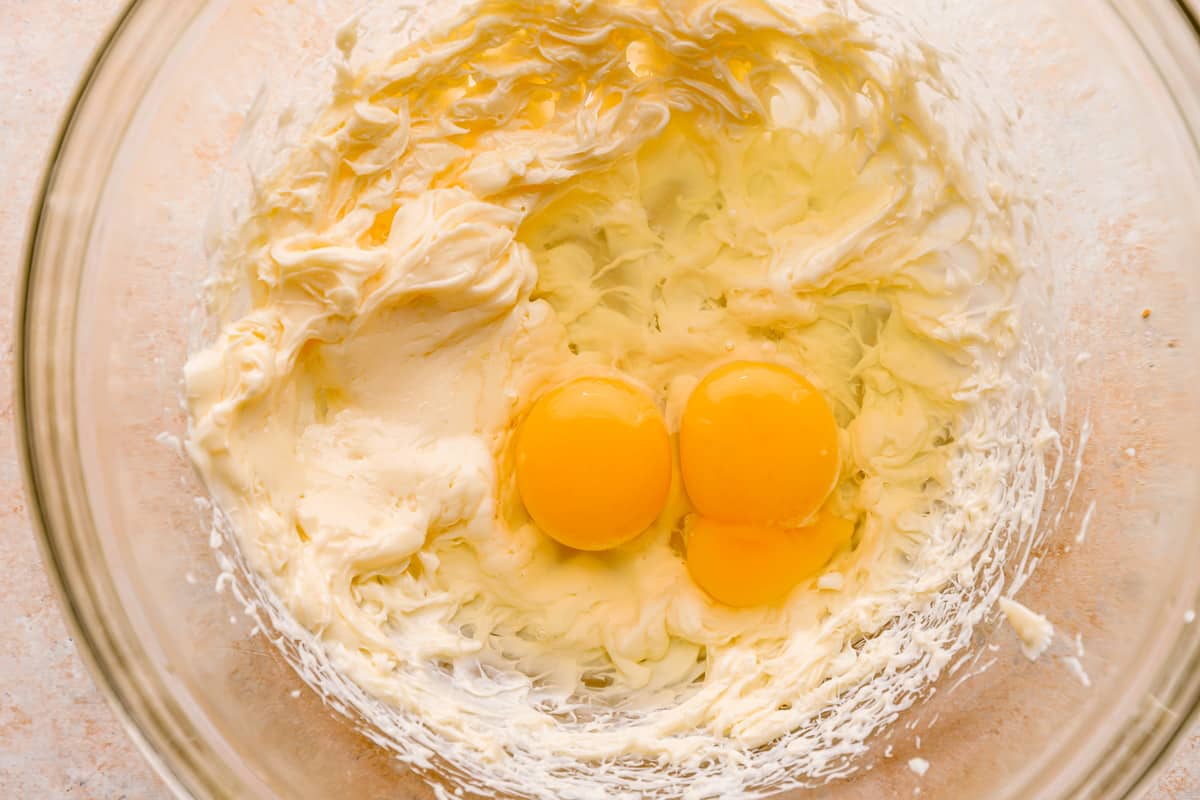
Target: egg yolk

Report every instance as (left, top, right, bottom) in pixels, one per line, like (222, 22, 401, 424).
(685, 511, 854, 608)
(515, 377, 672, 551)
(679, 361, 839, 525)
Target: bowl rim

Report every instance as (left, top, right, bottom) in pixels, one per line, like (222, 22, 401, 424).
(15, 1, 1200, 798)
(17, 2, 230, 796)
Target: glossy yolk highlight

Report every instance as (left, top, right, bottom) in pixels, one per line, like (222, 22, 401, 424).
(680, 361, 846, 606)
(686, 512, 854, 608)
(680, 361, 839, 526)
(515, 377, 672, 551)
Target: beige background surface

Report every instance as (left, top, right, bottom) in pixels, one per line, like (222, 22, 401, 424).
(1, 1, 1199, 798)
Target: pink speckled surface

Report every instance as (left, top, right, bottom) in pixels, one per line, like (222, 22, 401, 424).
(0, 3, 1197, 799)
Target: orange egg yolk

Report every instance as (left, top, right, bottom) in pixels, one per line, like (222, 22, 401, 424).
(680, 361, 846, 606)
(515, 377, 672, 551)
(685, 511, 854, 608)
(680, 361, 839, 526)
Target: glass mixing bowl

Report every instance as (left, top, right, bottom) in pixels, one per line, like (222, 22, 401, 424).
(18, 0, 1200, 797)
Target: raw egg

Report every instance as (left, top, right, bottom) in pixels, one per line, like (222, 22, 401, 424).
(515, 377, 671, 551)
(685, 511, 854, 607)
(680, 361, 846, 606)
(679, 361, 839, 525)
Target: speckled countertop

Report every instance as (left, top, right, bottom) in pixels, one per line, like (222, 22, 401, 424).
(0, 3, 1198, 798)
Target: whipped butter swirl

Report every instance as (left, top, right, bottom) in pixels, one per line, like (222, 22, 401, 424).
(186, 0, 1059, 795)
